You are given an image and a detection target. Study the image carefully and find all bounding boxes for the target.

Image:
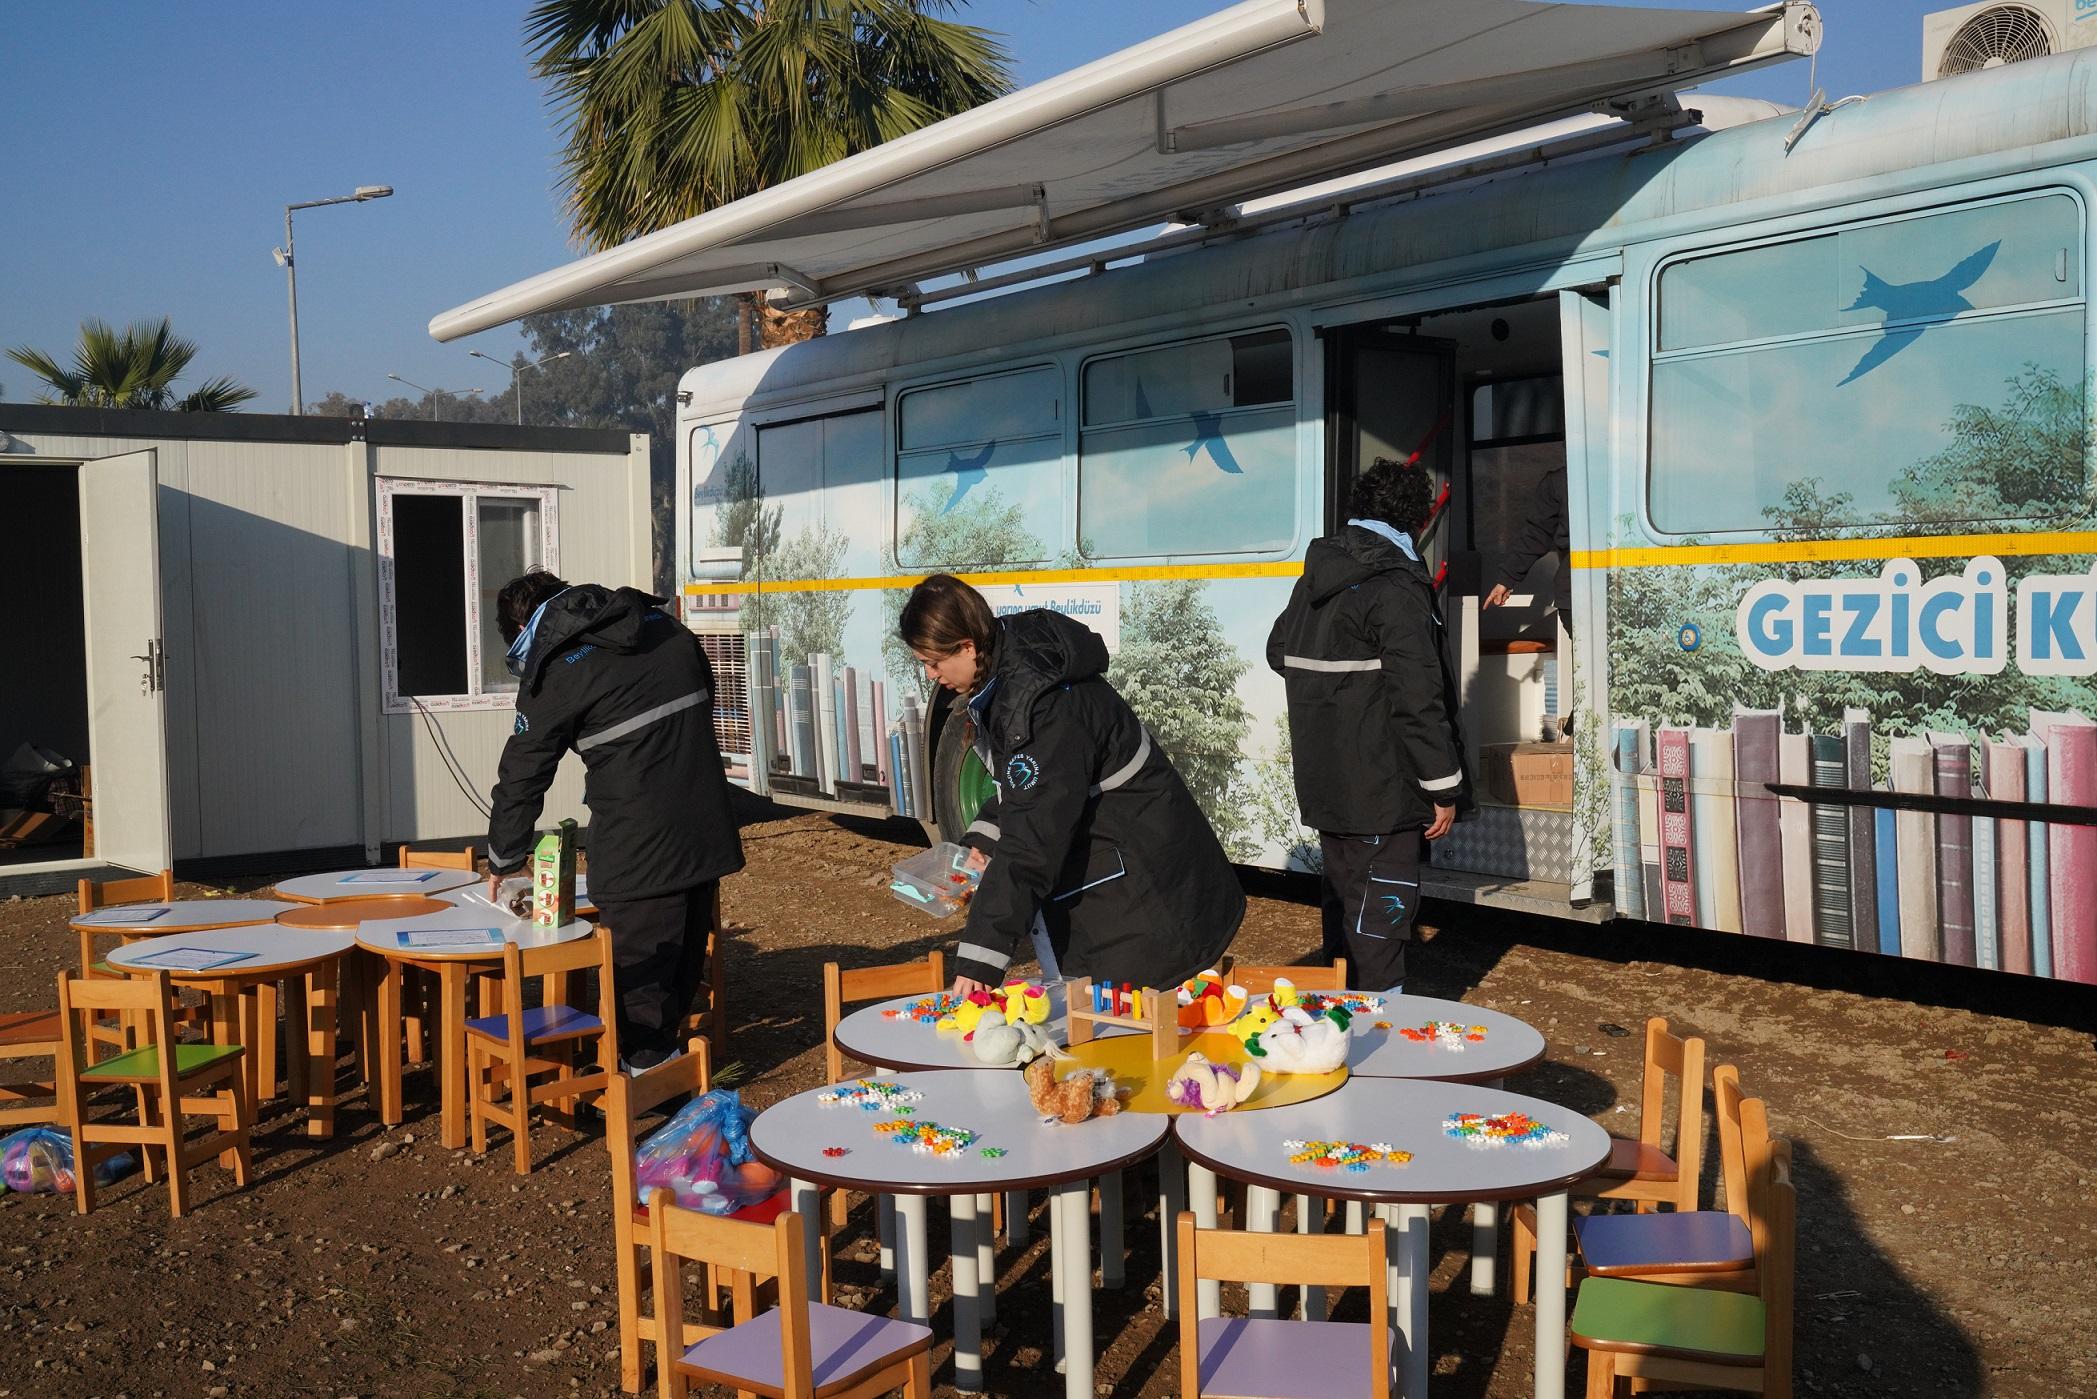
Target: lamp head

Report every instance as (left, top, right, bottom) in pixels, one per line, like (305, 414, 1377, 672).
(272, 247, 290, 268)
(353, 185, 394, 201)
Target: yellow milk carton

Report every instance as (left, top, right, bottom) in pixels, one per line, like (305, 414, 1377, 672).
(532, 818, 578, 927)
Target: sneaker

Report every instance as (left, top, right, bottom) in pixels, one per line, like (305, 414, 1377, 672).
(620, 1045, 680, 1077)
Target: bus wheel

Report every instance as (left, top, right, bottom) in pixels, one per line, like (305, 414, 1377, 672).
(930, 690, 994, 849)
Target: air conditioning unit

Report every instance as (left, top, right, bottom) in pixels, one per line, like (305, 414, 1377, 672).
(1922, 2, 2097, 81)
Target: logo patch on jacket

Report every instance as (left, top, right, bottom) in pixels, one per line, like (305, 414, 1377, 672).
(1005, 753, 1041, 791)
(513, 713, 530, 735)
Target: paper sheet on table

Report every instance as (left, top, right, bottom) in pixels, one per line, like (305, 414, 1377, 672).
(90, 907, 170, 925)
(340, 870, 440, 884)
(397, 927, 505, 949)
(130, 946, 258, 972)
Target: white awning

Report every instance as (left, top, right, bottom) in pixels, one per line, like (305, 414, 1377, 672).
(431, 0, 1820, 341)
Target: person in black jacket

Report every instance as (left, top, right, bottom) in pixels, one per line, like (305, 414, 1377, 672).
(485, 572, 744, 1070)
(899, 575, 1242, 994)
(1483, 461, 1572, 628)
(1268, 461, 1466, 991)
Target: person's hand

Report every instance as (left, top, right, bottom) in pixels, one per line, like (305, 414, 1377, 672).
(962, 847, 989, 873)
(1482, 583, 1511, 609)
(951, 975, 991, 998)
(484, 872, 503, 903)
(1425, 803, 1456, 840)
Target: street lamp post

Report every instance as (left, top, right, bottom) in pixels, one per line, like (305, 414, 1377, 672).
(275, 184, 393, 415)
(469, 349, 573, 426)
(386, 373, 483, 421)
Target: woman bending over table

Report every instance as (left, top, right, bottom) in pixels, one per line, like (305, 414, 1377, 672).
(898, 574, 1243, 995)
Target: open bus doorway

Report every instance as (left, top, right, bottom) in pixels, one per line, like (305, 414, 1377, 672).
(1325, 295, 1590, 912)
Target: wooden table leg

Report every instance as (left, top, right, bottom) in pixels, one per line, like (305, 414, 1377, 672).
(253, 980, 279, 1104)
(375, 958, 403, 1126)
(238, 986, 266, 1115)
(439, 962, 469, 1149)
(305, 960, 338, 1138)
(282, 975, 309, 1113)
(210, 988, 241, 1171)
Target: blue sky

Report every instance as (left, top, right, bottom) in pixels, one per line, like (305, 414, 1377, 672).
(2, 2, 1919, 414)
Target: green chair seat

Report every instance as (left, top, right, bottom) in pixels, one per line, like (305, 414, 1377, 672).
(82, 1041, 245, 1082)
(90, 961, 116, 976)
(1571, 1276, 1765, 1366)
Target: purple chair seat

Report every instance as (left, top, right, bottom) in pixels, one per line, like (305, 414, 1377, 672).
(1196, 1317, 1381, 1399)
(463, 1004, 603, 1043)
(1575, 1209, 1754, 1275)
(677, 1302, 932, 1395)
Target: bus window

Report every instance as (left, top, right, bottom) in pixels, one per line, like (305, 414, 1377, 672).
(895, 366, 1063, 567)
(1650, 192, 2087, 534)
(1078, 327, 1297, 557)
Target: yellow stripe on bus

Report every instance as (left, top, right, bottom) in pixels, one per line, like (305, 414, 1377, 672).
(1570, 530, 2097, 570)
(683, 560, 1306, 595)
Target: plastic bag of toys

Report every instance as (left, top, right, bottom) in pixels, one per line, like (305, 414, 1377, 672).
(633, 1090, 784, 1215)
(1, 1127, 134, 1195)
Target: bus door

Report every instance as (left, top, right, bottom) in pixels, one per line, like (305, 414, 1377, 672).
(1323, 326, 1455, 548)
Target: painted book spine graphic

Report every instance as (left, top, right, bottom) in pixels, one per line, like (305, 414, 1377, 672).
(1889, 736, 1941, 962)
(1843, 708, 1879, 955)
(1807, 733, 1853, 951)
(1612, 720, 1648, 921)
(1873, 796, 1901, 955)
(1929, 732, 1976, 969)
(2036, 712, 2096, 984)
(1656, 728, 1697, 926)
(788, 665, 816, 779)
(1987, 736, 2031, 976)
(1689, 728, 1741, 934)
(843, 666, 864, 782)
(1972, 773, 1998, 974)
(1778, 731, 1815, 946)
(1732, 710, 1784, 939)
(2021, 732, 2052, 979)
(812, 653, 838, 796)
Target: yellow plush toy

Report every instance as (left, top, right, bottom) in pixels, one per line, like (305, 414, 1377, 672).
(1230, 1001, 1281, 1046)
(939, 991, 998, 1036)
(1002, 981, 1051, 1025)
(1269, 977, 1303, 1010)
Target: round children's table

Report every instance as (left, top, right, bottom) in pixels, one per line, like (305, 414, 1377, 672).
(1172, 1076, 1610, 1399)
(272, 866, 479, 904)
(830, 984, 1093, 1074)
(106, 926, 358, 1137)
(436, 876, 598, 920)
(352, 905, 596, 1149)
(750, 1068, 1168, 1398)
(69, 899, 299, 936)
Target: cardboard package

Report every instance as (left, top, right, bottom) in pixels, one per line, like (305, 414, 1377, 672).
(1480, 741, 1573, 808)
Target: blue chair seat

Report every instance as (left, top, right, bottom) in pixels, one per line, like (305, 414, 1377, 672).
(1576, 1209, 1754, 1276)
(463, 1004, 604, 1044)
(1196, 1317, 1382, 1399)
(676, 1302, 931, 1395)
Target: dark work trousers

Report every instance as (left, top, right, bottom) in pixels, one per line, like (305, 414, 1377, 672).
(1318, 832, 1424, 992)
(595, 881, 718, 1057)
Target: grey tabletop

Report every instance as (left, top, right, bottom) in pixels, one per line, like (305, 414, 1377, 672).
(1172, 1076, 1610, 1205)
(751, 1069, 1168, 1195)
(1343, 993, 1547, 1083)
(107, 926, 359, 978)
(353, 903, 594, 960)
(70, 899, 298, 933)
(275, 867, 480, 903)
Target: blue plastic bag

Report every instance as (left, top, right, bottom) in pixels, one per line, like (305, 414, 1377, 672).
(633, 1089, 784, 1215)
(1, 1127, 134, 1195)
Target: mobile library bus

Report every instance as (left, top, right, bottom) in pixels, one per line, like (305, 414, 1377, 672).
(436, 0, 2097, 983)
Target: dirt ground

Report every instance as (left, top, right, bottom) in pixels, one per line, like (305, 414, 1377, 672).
(2, 803, 2093, 1398)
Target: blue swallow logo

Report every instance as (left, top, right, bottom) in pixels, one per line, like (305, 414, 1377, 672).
(692, 424, 724, 503)
(1838, 241, 2000, 385)
(940, 440, 997, 515)
(1005, 753, 1040, 791)
(1183, 410, 1244, 474)
(1379, 893, 1407, 921)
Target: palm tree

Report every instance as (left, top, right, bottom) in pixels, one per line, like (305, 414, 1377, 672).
(526, 0, 1012, 353)
(7, 317, 257, 411)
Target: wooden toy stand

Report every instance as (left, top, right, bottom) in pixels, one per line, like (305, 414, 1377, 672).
(1063, 977, 1178, 1060)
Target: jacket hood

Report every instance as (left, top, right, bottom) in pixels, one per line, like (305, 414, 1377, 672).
(521, 584, 666, 694)
(984, 608, 1110, 746)
(1305, 525, 1431, 603)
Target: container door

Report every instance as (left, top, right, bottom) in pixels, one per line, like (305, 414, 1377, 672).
(78, 449, 171, 875)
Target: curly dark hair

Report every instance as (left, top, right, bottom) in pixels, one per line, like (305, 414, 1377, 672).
(495, 569, 571, 644)
(1346, 457, 1436, 535)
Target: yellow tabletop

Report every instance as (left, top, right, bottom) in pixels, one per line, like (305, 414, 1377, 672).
(1059, 1028, 1347, 1114)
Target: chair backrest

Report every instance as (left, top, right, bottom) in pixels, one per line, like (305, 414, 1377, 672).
(56, 969, 180, 1102)
(1175, 1211, 1389, 1399)
(1711, 1064, 1747, 1217)
(75, 869, 174, 914)
(650, 1200, 814, 1397)
(1639, 1016, 1706, 1210)
(821, 953, 945, 1085)
(1740, 1102, 1794, 1384)
(608, 1037, 718, 1213)
(496, 928, 620, 1059)
(1220, 956, 1348, 994)
(399, 845, 476, 870)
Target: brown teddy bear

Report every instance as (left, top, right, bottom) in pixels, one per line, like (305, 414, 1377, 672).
(1024, 1056, 1123, 1125)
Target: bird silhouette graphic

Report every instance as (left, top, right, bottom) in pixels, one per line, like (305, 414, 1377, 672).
(1183, 410, 1245, 474)
(939, 440, 997, 515)
(691, 424, 725, 503)
(1837, 241, 2000, 386)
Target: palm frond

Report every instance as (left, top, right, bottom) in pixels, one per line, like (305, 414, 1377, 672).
(176, 376, 259, 412)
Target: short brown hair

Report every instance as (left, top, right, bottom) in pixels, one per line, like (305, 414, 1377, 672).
(899, 574, 996, 676)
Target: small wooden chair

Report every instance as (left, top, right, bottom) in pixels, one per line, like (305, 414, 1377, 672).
(1571, 1133, 1795, 1397)
(56, 969, 251, 1218)
(466, 929, 620, 1174)
(0, 1010, 66, 1128)
(390, 845, 475, 1061)
(399, 844, 476, 870)
(651, 1200, 932, 1399)
(819, 952, 945, 1230)
(1573, 1065, 1758, 1292)
(1221, 955, 1348, 995)
(609, 1037, 716, 1393)
(1515, 1016, 1707, 1303)
(1175, 1209, 1389, 1399)
(75, 869, 177, 1056)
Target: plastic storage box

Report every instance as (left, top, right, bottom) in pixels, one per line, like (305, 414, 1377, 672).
(888, 841, 982, 916)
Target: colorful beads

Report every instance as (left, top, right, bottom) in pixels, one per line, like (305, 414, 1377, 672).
(1281, 1138, 1413, 1172)
(1396, 1021, 1488, 1050)
(817, 1079, 924, 1112)
(822, 1146, 850, 1157)
(979, 1147, 1007, 1159)
(883, 993, 967, 1024)
(873, 1118, 981, 1157)
(1443, 1111, 1568, 1149)
(1298, 991, 1385, 1017)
